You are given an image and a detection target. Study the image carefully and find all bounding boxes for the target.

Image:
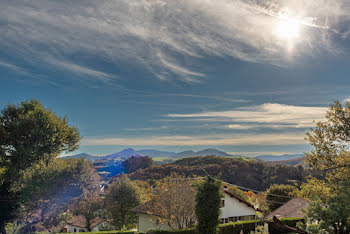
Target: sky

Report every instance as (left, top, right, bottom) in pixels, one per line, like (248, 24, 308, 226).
(1, 0, 350, 156)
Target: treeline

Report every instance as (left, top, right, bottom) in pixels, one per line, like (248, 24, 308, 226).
(128, 156, 306, 190)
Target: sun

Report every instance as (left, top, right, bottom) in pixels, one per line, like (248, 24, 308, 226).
(276, 19, 300, 39)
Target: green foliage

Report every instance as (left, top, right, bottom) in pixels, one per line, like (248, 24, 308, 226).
(296, 177, 330, 202)
(15, 158, 99, 231)
(0, 99, 81, 232)
(129, 156, 306, 191)
(265, 184, 296, 211)
(305, 100, 350, 182)
(218, 220, 260, 234)
(63, 231, 135, 234)
(105, 176, 140, 230)
(306, 180, 350, 233)
(195, 177, 222, 234)
(302, 101, 350, 233)
(147, 229, 197, 234)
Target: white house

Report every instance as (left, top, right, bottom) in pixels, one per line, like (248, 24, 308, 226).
(62, 216, 112, 233)
(131, 189, 262, 233)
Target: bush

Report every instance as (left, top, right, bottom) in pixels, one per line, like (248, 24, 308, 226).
(147, 228, 198, 234)
(218, 220, 261, 234)
(265, 217, 305, 234)
(68, 231, 135, 234)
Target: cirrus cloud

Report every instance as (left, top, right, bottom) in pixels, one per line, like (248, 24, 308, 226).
(0, 0, 349, 83)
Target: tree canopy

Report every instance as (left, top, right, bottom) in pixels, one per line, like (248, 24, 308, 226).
(105, 176, 140, 230)
(0, 99, 81, 233)
(301, 100, 350, 233)
(195, 176, 222, 234)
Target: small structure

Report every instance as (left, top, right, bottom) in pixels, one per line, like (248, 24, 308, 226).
(264, 198, 309, 220)
(131, 188, 262, 233)
(264, 198, 310, 233)
(62, 216, 111, 233)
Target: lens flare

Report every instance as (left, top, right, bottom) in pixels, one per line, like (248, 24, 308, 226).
(276, 19, 300, 39)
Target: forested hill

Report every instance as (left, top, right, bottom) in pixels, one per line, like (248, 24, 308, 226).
(128, 156, 307, 190)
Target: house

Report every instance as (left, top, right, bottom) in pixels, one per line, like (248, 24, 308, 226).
(131, 188, 262, 233)
(264, 198, 309, 233)
(62, 216, 112, 233)
(264, 198, 309, 220)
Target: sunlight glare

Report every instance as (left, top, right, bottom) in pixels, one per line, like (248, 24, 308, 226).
(276, 19, 300, 39)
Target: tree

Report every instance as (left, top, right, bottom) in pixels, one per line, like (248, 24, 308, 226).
(305, 100, 350, 182)
(150, 174, 197, 229)
(265, 184, 296, 211)
(105, 176, 140, 230)
(301, 100, 350, 233)
(195, 176, 222, 234)
(71, 192, 104, 231)
(13, 158, 100, 232)
(305, 180, 350, 234)
(0, 99, 80, 233)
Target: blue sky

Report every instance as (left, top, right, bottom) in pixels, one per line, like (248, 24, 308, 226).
(1, 0, 350, 156)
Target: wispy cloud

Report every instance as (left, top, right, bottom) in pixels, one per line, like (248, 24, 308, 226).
(167, 103, 327, 128)
(0, 0, 348, 83)
(82, 132, 306, 146)
(50, 59, 113, 81)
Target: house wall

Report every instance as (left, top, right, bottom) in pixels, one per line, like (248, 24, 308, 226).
(220, 193, 257, 219)
(91, 221, 111, 232)
(138, 213, 172, 233)
(64, 224, 88, 233)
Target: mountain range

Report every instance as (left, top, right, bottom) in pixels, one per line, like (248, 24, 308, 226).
(63, 148, 303, 162)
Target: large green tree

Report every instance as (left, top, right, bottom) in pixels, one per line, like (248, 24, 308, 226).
(305, 100, 350, 181)
(302, 100, 350, 233)
(15, 158, 100, 232)
(195, 176, 222, 234)
(105, 176, 140, 230)
(0, 99, 80, 233)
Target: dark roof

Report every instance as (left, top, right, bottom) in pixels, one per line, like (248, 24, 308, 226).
(264, 198, 309, 220)
(66, 216, 109, 229)
(131, 189, 262, 215)
(131, 200, 164, 217)
(223, 190, 263, 212)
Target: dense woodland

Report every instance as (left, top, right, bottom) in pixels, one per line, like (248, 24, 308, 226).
(128, 156, 306, 190)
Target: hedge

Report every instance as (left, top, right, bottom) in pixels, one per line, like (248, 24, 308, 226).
(62, 231, 135, 234)
(265, 217, 305, 234)
(146, 220, 263, 234)
(218, 220, 261, 234)
(146, 228, 197, 234)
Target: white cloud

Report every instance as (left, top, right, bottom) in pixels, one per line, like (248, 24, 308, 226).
(50, 59, 113, 80)
(167, 103, 327, 128)
(82, 132, 306, 146)
(0, 0, 348, 83)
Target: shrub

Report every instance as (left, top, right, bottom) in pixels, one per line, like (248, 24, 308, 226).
(147, 228, 198, 234)
(218, 220, 261, 234)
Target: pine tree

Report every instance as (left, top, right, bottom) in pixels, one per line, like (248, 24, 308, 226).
(195, 176, 222, 234)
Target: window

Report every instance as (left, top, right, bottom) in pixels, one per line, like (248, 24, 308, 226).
(225, 218, 229, 223)
(221, 199, 225, 207)
(80, 229, 85, 232)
